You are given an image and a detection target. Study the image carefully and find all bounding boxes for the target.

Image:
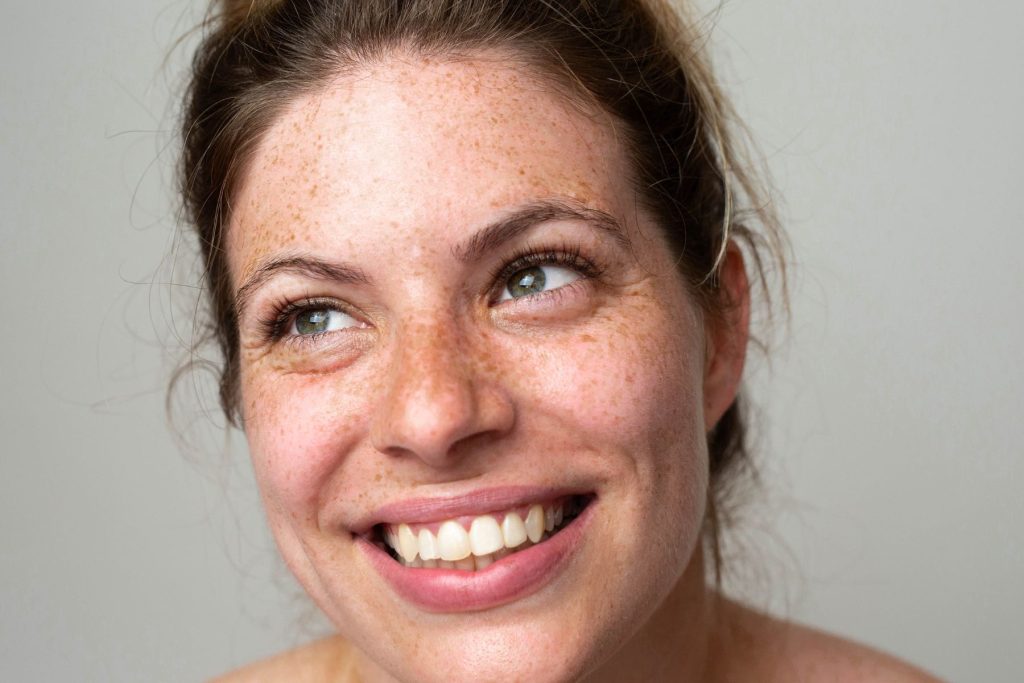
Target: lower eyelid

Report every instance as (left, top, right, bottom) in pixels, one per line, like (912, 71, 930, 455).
(495, 276, 591, 309)
(280, 323, 370, 353)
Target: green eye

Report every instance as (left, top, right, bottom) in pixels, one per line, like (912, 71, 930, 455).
(501, 264, 580, 301)
(292, 308, 357, 336)
(507, 266, 546, 298)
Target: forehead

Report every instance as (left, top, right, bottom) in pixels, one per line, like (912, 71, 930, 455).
(228, 53, 637, 284)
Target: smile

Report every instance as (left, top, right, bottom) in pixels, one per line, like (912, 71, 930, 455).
(378, 495, 589, 571)
(358, 491, 596, 612)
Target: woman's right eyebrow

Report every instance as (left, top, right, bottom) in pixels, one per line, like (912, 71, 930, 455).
(234, 255, 371, 319)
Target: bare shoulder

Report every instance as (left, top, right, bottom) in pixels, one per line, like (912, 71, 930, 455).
(772, 619, 943, 682)
(711, 597, 945, 683)
(208, 635, 356, 683)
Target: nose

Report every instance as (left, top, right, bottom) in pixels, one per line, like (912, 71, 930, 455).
(370, 317, 515, 468)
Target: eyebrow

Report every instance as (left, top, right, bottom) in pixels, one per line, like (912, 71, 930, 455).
(234, 198, 630, 318)
(234, 256, 371, 320)
(452, 198, 630, 263)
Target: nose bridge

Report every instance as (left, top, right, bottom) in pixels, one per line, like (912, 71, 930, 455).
(399, 313, 471, 409)
(372, 307, 502, 466)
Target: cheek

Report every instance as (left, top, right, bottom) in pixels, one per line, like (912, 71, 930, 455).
(241, 366, 374, 522)
(519, 296, 706, 459)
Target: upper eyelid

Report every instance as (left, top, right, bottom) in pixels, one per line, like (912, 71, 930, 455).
(497, 259, 585, 287)
(492, 246, 599, 285)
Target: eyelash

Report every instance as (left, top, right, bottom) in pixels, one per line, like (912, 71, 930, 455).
(257, 241, 604, 344)
(257, 294, 350, 344)
(488, 240, 604, 304)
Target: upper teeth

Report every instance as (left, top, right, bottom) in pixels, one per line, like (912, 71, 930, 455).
(384, 502, 565, 564)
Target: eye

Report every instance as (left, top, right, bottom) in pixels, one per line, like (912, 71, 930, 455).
(291, 307, 361, 336)
(499, 264, 582, 301)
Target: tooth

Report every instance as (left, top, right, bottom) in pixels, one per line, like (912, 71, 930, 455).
(418, 528, 439, 561)
(475, 553, 494, 570)
(501, 512, 528, 548)
(422, 559, 438, 568)
(439, 560, 456, 569)
(469, 516, 504, 556)
(398, 524, 419, 562)
(437, 520, 472, 561)
(409, 557, 423, 568)
(455, 557, 475, 571)
(386, 527, 398, 550)
(554, 505, 563, 527)
(544, 507, 555, 532)
(525, 505, 545, 543)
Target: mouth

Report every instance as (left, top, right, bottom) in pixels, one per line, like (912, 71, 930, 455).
(370, 494, 593, 572)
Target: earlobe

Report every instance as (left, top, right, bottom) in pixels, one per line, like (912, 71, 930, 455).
(702, 242, 751, 432)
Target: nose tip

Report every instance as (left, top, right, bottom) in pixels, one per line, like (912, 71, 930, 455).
(370, 323, 514, 468)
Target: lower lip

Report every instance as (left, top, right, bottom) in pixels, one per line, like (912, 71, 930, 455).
(357, 500, 595, 613)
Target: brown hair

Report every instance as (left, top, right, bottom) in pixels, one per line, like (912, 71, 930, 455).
(178, 0, 786, 579)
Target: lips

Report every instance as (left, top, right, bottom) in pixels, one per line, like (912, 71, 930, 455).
(355, 490, 595, 612)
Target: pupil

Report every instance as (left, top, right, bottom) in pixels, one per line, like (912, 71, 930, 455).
(508, 266, 546, 298)
(296, 309, 329, 335)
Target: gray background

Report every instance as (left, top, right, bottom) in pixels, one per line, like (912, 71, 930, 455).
(2, 1, 1021, 681)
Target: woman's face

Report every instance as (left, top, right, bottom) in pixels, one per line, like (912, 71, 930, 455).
(228, 54, 736, 681)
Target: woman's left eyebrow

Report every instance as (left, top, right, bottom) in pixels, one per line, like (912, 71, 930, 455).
(452, 198, 631, 264)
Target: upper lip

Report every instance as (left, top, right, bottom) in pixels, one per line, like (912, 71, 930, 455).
(350, 485, 587, 535)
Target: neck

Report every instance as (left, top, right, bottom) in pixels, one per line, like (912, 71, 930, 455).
(584, 544, 717, 683)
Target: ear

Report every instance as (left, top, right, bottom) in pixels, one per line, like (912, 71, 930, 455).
(702, 241, 751, 432)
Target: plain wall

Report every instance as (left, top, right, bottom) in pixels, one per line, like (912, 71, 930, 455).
(1, 1, 1021, 680)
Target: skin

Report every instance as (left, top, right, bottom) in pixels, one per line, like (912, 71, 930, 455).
(218, 52, 940, 683)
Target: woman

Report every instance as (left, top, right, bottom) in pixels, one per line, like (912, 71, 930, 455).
(180, 0, 940, 680)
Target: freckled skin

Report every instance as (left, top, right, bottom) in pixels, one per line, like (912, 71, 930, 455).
(226, 52, 746, 683)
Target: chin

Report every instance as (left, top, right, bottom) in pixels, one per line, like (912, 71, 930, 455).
(351, 606, 616, 683)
